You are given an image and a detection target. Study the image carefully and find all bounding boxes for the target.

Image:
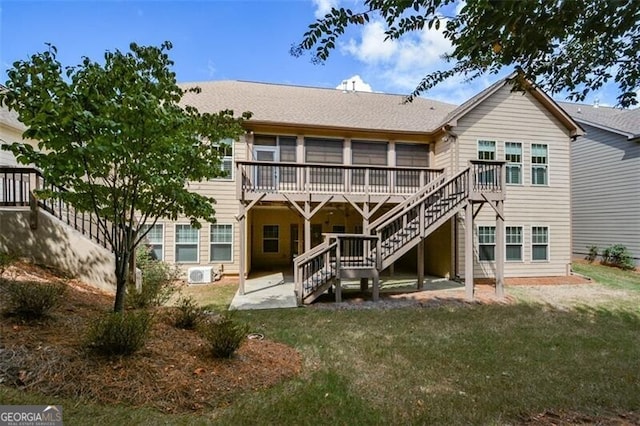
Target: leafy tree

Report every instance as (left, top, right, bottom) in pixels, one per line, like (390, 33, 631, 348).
(0, 42, 250, 312)
(293, 0, 639, 107)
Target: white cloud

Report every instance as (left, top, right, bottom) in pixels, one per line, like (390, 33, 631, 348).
(312, 0, 340, 19)
(339, 18, 453, 94)
(335, 75, 373, 92)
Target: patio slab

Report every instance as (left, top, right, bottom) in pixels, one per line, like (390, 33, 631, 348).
(229, 272, 298, 310)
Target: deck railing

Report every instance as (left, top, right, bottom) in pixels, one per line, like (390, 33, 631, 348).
(238, 161, 444, 196)
(0, 166, 113, 249)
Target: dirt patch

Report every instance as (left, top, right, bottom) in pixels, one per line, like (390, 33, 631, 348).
(0, 262, 301, 413)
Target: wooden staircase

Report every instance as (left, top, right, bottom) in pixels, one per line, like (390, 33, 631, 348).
(294, 161, 505, 305)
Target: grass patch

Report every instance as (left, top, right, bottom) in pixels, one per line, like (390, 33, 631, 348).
(176, 279, 237, 312)
(573, 262, 640, 291)
(3, 264, 640, 424)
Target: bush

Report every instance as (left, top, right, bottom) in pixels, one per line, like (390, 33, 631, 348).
(198, 311, 249, 358)
(0, 251, 17, 278)
(586, 245, 599, 263)
(601, 244, 635, 270)
(174, 296, 204, 330)
(85, 310, 152, 356)
(127, 246, 180, 309)
(0, 280, 66, 319)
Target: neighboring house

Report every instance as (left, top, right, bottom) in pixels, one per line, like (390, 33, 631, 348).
(559, 102, 640, 266)
(0, 74, 584, 302)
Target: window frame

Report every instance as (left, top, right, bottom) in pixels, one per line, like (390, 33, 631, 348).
(531, 143, 549, 186)
(504, 142, 523, 185)
(211, 139, 234, 181)
(174, 223, 200, 263)
(140, 223, 164, 261)
(262, 224, 280, 254)
(478, 225, 496, 262)
(505, 226, 523, 262)
(531, 226, 549, 262)
(210, 223, 233, 263)
(477, 140, 496, 161)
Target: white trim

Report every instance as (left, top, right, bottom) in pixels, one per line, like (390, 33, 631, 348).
(174, 223, 200, 264)
(504, 141, 523, 186)
(141, 223, 165, 261)
(209, 223, 234, 263)
(477, 224, 496, 262)
(505, 225, 523, 263)
(530, 143, 549, 186)
(530, 224, 550, 262)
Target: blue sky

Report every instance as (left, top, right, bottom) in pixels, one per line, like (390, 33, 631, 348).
(0, 0, 623, 106)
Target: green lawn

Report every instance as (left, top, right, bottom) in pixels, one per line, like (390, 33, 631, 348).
(2, 263, 639, 425)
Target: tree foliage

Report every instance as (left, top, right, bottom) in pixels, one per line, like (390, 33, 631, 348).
(0, 42, 250, 312)
(292, 0, 640, 107)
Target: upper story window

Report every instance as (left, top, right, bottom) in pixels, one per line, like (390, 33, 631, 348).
(211, 138, 233, 180)
(305, 138, 343, 164)
(352, 140, 388, 186)
(396, 143, 429, 188)
(477, 140, 496, 160)
(531, 144, 548, 185)
(505, 142, 522, 185)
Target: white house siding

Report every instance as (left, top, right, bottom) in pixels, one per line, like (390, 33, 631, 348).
(571, 124, 640, 265)
(451, 85, 573, 278)
(0, 124, 24, 165)
(155, 138, 247, 275)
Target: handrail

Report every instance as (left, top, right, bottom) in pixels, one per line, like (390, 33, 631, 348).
(371, 167, 469, 233)
(237, 160, 445, 173)
(367, 174, 446, 231)
(0, 166, 114, 250)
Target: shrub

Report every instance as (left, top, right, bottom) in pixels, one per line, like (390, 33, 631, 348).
(601, 244, 635, 271)
(174, 296, 204, 330)
(586, 245, 599, 263)
(85, 310, 152, 356)
(198, 311, 249, 358)
(127, 246, 180, 309)
(0, 251, 17, 278)
(0, 280, 66, 319)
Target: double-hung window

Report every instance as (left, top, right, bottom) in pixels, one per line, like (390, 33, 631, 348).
(478, 226, 496, 261)
(505, 142, 522, 184)
(210, 224, 233, 262)
(531, 144, 548, 185)
(505, 226, 523, 261)
(263, 225, 279, 253)
(141, 223, 164, 260)
(175, 224, 199, 263)
(477, 140, 496, 186)
(212, 139, 233, 180)
(532, 226, 549, 261)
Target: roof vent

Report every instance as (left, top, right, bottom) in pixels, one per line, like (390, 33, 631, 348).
(342, 81, 347, 93)
(593, 98, 599, 108)
(352, 80, 356, 92)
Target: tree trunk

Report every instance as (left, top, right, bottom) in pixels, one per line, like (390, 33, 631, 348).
(113, 250, 131, 312)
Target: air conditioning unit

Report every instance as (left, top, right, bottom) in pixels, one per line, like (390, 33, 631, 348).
(188, 266, 213, 284)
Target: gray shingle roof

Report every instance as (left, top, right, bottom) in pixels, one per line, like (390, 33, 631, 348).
(558, 101, 640, 138)
(178, 80, 457, 134)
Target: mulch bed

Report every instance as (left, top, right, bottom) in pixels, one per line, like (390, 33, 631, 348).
(0, 263, 301, 413)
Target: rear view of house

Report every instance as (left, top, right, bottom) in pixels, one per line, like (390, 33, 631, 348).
(1, 74, 584, 301)
(560, 102, 640, 266)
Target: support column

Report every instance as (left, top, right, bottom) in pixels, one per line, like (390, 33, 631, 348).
(238, 208, 246, 296)
(465, 204, 474, 300)
(417, 239, 425, 289)
(360, 201, 369, 291)
(304, 201, 311, 252)
(495, 201, 505, 297)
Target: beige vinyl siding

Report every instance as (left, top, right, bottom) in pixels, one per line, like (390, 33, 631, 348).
(451, 84, 572, 278)
(571, 124, 640, 264)
(0, 124, 33, 166)
(160, 138, 247, 275)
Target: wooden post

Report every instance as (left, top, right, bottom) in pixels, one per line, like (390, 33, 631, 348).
(304, 201, 311, 252)
(417, 239, 424, 289)
(238, 208, 246, 295)
(495, 201, 505, 297)
(465, 204, 474, 300)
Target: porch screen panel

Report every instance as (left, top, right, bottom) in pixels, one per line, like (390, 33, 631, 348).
(352, 141, 388, 187)
(279, 136, 297, 185)
(305, 138, 344, 186)
(396, 143, 429, 187)
(254, 135, 277, 146)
